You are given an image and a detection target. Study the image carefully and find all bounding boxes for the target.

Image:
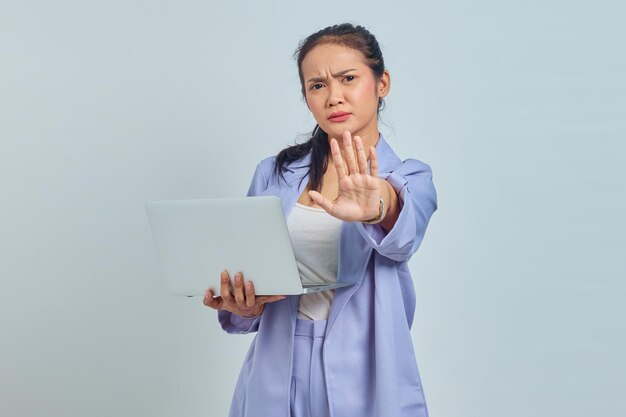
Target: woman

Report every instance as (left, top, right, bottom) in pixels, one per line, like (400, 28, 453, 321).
(203, 23, 437, 417)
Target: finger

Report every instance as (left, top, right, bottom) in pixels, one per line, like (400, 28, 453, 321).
(233, 272, 245, 305)
(203, 289, 223, 309)
(369, 146, 379, 178)
(342, 131, 358, 174)
(308, 190, 335, 214)
(329, 138, 347, 180)
(245, 281, 256, 308)
(354, 136, 368, 174)
(202, 289, 213, 306)
(220, 270, 234, 303)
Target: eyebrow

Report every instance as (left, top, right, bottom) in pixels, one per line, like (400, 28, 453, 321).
(306, 68, 357, 84)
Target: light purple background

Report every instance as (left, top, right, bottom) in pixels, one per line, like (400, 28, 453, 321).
(1, 1, 624, 416)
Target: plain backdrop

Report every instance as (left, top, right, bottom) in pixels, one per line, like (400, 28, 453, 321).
(1, 1, 624, 416)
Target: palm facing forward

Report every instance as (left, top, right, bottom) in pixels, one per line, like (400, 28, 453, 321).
(308, 131, 382, 222)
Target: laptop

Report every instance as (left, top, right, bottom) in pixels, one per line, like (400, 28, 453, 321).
(145, 196, 354, 296)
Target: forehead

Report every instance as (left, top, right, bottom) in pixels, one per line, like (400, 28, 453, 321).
(301, 43, 368, 77)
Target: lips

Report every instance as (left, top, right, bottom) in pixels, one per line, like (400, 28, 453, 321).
(328, 112, 351, 122)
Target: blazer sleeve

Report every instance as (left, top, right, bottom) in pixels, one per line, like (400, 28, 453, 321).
(354, 158, 438, 262)
(218, 309, 263, 334)
(246, 157, 274, 197)
(217, 157, 274, 334)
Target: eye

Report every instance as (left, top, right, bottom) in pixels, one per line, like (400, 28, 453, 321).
(309, 83, 324, 90)
(343, 75, 356, 83)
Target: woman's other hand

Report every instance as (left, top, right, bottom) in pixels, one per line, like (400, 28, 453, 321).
(306, 131, 380, 221)
(308, 131, 380, 221)
(308, 131, 400, 230)
(202, 270, 286, 318)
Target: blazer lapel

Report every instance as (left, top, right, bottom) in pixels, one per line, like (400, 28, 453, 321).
(257, 153, 310, 217)
(325, 134, 402, 336)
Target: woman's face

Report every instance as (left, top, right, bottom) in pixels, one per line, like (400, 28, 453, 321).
(300, 43, 390, 145)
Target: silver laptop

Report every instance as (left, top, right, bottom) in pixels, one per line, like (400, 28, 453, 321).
(145, 196, 354, 296)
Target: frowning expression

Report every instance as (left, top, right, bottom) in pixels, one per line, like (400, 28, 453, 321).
(301, 43, 390, 144)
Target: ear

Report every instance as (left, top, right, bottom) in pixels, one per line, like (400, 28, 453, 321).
(377, 70, 391, 98)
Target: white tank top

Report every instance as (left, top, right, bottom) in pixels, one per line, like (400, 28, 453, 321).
(286, 203, 342, 320)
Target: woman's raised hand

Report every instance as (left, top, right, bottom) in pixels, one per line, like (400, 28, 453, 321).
(308, 131, 382, 222)
(203, 271, 286, 318)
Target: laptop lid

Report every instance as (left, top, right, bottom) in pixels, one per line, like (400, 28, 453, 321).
(146, 196, 312, 296)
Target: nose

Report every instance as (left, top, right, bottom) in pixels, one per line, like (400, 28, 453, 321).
(326, 80, 344, 107)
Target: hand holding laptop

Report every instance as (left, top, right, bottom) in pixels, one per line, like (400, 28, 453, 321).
(203, 270, 286, 318)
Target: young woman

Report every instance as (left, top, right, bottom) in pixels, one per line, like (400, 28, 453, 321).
(203, 23, 438, 417)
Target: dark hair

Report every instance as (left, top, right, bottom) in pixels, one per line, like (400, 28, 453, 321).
(274, 23, 386, 191)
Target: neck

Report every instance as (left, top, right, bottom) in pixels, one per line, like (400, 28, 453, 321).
(358, 130, 381, 149)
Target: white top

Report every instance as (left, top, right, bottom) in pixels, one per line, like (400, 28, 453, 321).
(286, 203, 342, 320)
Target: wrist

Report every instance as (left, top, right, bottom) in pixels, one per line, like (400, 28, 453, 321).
(360, 196, 386, 224)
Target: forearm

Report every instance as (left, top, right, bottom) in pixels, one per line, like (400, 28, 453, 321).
(355, 160, 437, 261)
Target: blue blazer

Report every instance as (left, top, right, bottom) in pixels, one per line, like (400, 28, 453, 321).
(218, 134, 438, 417)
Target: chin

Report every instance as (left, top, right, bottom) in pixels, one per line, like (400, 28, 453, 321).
(324, 131, 345, 141)
(321, 125, 358, 141)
